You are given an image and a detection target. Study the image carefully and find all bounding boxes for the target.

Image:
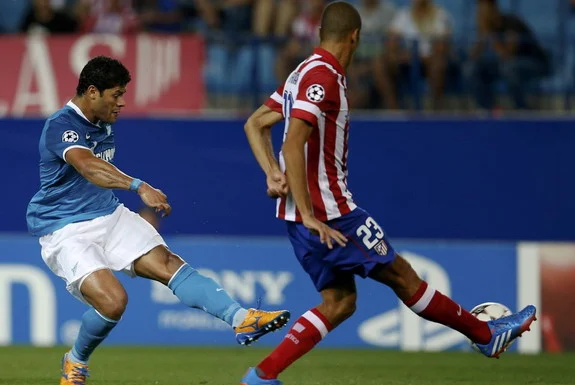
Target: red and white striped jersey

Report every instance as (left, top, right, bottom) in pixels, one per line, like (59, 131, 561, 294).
(265, 47, 356, 222)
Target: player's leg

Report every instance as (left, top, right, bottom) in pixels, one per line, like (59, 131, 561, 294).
(368, 256, 493, 344)
(59, 269, 127, 385)
(241, 218, 362, 385)
(68, 269, 127, 363)
(102, 205, 289, 345)
(335, 206, 534, 358)
(368, 253, 536, 357)
(39, 216, 128, 385)
(56, 270, 126, 385)
(132, 244, 289, 344)
(133, 245, 246, 325)
(250, 278, 356, 383)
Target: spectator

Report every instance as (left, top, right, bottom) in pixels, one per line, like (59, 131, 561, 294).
(20, 0, 78, 34)
(50, 0, 68, 11)
(253, 0, 299, 38)
(134, 0, 235, 33)
(202, 0, 262, 101)
(373, 0, 454, 110)
(467, 0, 549, 110)
(348, 0, 396, 108)
(275, 0, 325, 82)
(136, 0, 185, 32)
(195, 0, 253, 34)
(77, 0, 141, 34)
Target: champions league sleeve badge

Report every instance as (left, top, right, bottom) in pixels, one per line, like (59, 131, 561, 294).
(62, 130, 79, 143)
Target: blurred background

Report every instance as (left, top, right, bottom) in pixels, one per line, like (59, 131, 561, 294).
(1, 0, 574, 359)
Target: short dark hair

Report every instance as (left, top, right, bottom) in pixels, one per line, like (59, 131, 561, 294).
(478, 0, 498, 5)
(76, 56, 131, 96)
(319, 1, 362, 42)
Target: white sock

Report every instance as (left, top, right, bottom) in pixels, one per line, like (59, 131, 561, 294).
(232, 308, 249, 328)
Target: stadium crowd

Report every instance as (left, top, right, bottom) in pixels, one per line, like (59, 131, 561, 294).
(0, 0, 565, 111)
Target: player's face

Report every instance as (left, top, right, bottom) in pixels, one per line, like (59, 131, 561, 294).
(95, 86, 127, 124)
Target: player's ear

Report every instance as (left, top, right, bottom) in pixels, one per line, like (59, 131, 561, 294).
(87, 85, 99, 101)
(351, 29, 360, 45)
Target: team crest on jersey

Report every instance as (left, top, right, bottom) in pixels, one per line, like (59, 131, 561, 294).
(62, 130, 79, 143)
(306, 84, 325, 103)
(374, 240, 388, 256)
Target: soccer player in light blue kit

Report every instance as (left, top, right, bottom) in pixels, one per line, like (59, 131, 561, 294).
(26, 56, 290, 385)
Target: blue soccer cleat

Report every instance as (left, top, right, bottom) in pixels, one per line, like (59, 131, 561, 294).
(240, 367, 283, 385)
(235, 308, 290, 346)
(475, 305, 537, 358)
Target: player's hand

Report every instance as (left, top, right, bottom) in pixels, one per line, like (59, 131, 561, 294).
(266, 170, 289, 199)
(302, 214, 347, 249)
(138, 183, 172, 217)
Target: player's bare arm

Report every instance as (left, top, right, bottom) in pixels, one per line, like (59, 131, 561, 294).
(282, 117, 347, 249)
(65, 147, 172, 216)
(244, 104, 288, 198)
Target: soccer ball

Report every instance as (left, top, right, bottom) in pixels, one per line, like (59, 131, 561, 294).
(468, 302, 512, 352)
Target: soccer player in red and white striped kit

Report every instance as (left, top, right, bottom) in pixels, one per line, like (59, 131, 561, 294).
(241, 2, 536, 384)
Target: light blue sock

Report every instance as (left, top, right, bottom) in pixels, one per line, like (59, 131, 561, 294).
(69, 308, 118, 364)
(168, 264, 245, 327)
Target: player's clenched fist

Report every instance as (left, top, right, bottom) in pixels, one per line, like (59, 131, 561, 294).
(266, 170, 289, 198)
(138, 183, 172, 217)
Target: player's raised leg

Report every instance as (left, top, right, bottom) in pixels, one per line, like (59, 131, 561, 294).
(368, 255, 537, 358)
(133, 245, 290, 345)
(242, 279, 356, 385)
(61, 270, 127, 385)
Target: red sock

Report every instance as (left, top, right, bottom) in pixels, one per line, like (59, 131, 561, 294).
(257, 308, 333, 379)
(404, 281, 492, 344)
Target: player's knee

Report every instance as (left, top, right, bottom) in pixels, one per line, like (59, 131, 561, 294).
(371, 255, 422, 293)
(97, 291, 128, 320)
(397, 256, 422, 287)
(338, 298, 357, 321)
(326, 295, 357, 321)
(167, 252, 185, 268)
(385, 255, 423, 298)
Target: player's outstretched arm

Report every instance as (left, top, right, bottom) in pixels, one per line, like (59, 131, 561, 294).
(244, 104, 287, 198)
(65, 147, 172, 216)
(282, 118, 347, 249)
(66, 147, 135, 190)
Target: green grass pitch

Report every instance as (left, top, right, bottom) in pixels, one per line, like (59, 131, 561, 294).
(1, 346, 573, 385)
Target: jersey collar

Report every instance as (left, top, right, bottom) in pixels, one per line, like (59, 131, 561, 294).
(66, 100, 105, 129)
(313, 47, 345, 75)
(66, 100, 91, 122)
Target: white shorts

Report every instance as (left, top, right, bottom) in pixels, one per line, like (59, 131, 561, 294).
(39, 204, 166, 303)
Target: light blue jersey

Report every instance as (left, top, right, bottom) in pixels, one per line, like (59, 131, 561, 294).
(26, 101, 120, 237)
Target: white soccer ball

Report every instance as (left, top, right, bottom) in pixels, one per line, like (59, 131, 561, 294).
(469, 302, 512, 352)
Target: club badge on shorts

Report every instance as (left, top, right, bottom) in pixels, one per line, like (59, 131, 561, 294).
(374, 240, 388, 256)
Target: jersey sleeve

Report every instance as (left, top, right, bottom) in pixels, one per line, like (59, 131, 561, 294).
(45, 117, 91, 163)
(290, 67, 340, 128)
(264, 83, 285, 113)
